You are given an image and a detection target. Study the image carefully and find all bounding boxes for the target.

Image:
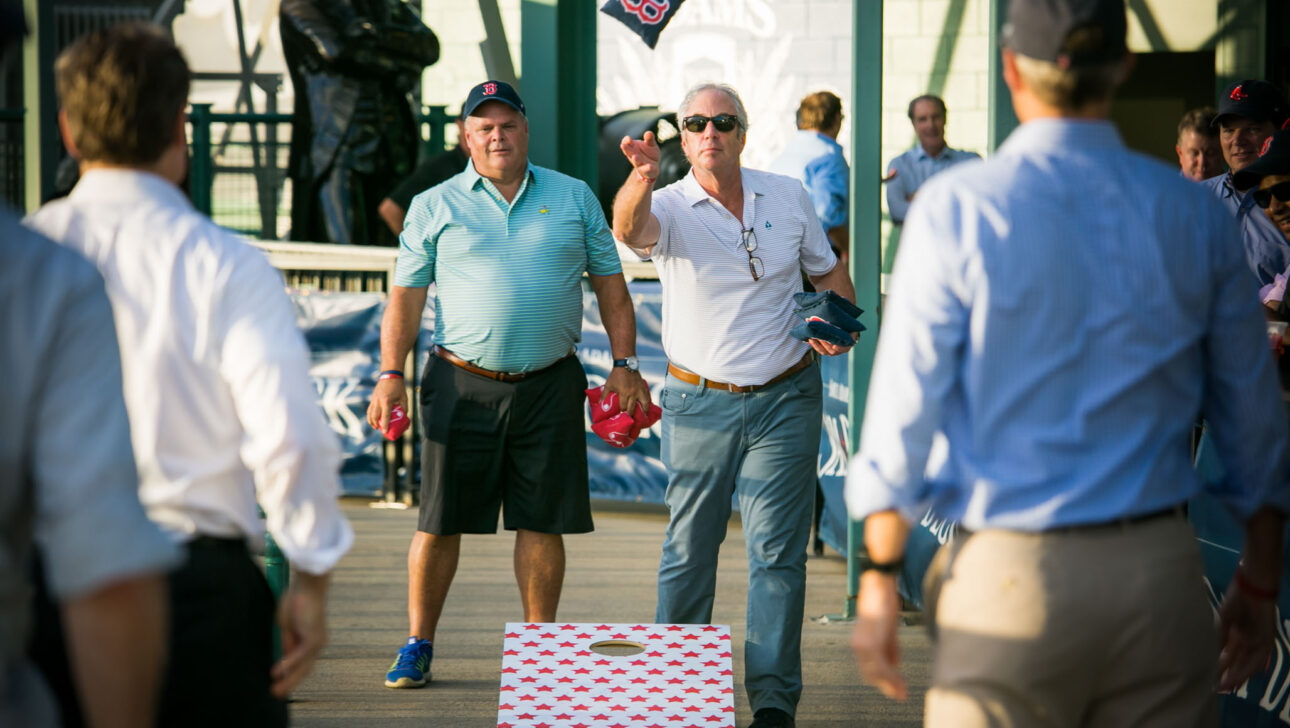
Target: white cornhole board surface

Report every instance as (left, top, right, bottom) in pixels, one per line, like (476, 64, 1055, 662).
(498, 622, 734, 728)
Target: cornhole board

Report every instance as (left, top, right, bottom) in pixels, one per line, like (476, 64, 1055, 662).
(498, 622, 734, 728)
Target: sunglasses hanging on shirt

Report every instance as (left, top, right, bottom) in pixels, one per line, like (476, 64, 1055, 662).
(682, 114, 741, 133)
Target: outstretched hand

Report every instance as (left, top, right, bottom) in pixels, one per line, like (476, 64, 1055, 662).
(620, 132, 661, 182)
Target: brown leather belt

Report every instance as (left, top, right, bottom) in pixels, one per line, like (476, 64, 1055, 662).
(666, 353, 813, 393)
(434, 346, 569, 383)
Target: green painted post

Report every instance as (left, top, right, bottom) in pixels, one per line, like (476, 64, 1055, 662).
(425, 105, 451, 156)
(22, 0, 54, 212)
(988, 0, 1020, 152)
(519, 0, 597, 191)
(261, 509, 289, 662)
(844, 0, 884, 621)
(188, 104, 213, 216)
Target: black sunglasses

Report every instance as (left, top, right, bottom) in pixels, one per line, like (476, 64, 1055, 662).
(682, 114, 741, 134)
(1253, 181, 1290, 209)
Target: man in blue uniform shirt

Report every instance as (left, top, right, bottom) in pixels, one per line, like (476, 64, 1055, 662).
(847, 0, 1289, 724)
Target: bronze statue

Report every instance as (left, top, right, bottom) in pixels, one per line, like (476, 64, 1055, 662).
(281, 0, 439, 246)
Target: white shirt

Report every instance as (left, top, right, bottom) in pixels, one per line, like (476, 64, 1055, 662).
(635, 167, 838, 385)
(25, 169, 353, 574)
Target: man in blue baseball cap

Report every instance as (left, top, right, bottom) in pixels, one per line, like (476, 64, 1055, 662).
(369, 79, 650, 689)
(847, 0, 1289, 723)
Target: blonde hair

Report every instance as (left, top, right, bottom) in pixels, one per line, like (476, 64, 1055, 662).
(1012, 52, 1126, 112)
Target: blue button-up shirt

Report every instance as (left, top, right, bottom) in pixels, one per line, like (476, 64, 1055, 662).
(768, 129, 849, 232)
(847, 119, 1290, 531)
(1201, 172, 1290, 287)
(885, 144, 981, 224)
(395, 161, 622, 372)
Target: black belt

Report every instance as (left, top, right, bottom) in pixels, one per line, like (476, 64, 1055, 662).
(962, 505, 1185, 538)
(185, 535, 249, 553)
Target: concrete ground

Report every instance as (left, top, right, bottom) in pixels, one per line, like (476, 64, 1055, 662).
(291, 499, 931, 727)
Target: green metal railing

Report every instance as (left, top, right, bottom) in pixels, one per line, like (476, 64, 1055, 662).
(187, 104, 455, 241)
(1, 108, 24, 209)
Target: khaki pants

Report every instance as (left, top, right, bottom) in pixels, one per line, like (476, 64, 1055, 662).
(923, 514, 1218, 728)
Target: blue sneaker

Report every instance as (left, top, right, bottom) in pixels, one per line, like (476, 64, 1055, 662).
(384, 637, 433, 688)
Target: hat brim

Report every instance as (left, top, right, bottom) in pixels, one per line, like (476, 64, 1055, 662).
(1232, 156, 1290, 191)
(463, 97, 525, 119)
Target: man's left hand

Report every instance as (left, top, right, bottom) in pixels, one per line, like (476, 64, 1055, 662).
(809, 333, 857, 357)
(604, 367, 651, 414)
(852, 571, 908, 700)
(1218, 577, 1278, 692)
(271, 573, 330, 699)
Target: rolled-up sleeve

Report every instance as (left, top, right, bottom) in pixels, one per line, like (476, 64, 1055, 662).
(846, 181, 968, 520)
(218, 254, 353, 574)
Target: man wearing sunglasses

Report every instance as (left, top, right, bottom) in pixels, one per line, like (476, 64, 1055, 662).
(1201, 79, 1290, 286)
(1233, 131, 1290, 314)
(612, 82, 857, 728)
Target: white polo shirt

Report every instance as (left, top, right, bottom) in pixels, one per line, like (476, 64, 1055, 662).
(633, 167, 838, 386)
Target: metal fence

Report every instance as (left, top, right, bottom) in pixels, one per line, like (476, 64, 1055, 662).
(0, 108, 21, 209)
(188, 105, 456, 241)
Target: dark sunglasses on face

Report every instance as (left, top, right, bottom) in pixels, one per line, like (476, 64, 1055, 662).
(1253, 181, 1290, 209)
(682, 114, 741, 134)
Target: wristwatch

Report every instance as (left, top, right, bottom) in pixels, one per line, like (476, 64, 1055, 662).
(613, 356, 639, 373)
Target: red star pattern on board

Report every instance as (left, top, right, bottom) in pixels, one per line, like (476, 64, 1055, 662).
(497, 623, 734, 728)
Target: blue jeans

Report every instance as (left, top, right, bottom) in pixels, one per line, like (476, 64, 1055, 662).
(655, 362, 823, 715)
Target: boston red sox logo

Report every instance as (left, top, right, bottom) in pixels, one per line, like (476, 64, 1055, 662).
(484, 82, 497, 95)
(1231, 84, 1248, 101)
(622, 0, 669, 25)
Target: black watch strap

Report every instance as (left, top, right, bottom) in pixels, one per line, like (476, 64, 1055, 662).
(858, 554, 905, 575)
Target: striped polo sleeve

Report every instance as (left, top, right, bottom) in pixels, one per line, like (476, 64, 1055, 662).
(393, 189, 441, 287)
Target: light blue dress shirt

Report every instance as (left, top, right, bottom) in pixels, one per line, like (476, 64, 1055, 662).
(885, 144, 981, 224)
(848, 119, 1290, 531)
(768, 129, 849, 231)
(395, 161, 623, 372)
(1201, 172, 1290, 287)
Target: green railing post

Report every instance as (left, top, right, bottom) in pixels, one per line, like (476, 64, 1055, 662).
(988, 0, 1020, 152)
(843, 0, 885, 621)
(424, 105, 451, 158)
(189, 103, 214, 216)
(262, 520, 290, 662)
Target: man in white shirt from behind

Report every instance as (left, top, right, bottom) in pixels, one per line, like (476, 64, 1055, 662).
(25, 22, 353, 727)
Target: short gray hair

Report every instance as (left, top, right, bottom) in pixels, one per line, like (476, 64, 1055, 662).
(1012, 53, 1126, 111)
(677, 82, 749, 137)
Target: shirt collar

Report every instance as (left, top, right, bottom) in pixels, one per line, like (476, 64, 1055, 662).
(677, 167, 764, 211)
(996, 118, 1124, 157)
(804, 129, 842, 149)
(70, 168, 191, 209)
(914, 143, 953, 162)
(460, 160, 536, 193)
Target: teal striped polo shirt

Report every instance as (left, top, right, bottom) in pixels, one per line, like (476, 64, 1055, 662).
(394, 161, 622, 372)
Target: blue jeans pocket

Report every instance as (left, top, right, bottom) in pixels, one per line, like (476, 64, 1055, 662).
(659, 386, 694, 414)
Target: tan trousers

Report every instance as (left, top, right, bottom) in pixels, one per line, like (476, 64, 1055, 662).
(923, 514, 1219, 728)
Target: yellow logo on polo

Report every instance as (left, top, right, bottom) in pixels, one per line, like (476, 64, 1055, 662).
(539, 207, 549, 214)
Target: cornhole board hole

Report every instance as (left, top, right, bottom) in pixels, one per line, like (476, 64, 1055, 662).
(498, 622, 734, 728)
